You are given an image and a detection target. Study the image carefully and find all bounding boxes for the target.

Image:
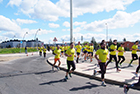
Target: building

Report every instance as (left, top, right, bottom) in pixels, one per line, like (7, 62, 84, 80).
(0, 39, 44, 48)
(123, 41, 134, 50)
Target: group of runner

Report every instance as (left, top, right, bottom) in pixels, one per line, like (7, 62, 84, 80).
(39, 40, 140, 94)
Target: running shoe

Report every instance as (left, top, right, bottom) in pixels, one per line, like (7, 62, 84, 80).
(135, 73, 138, 77)
(65, 76, 68, 80)
(124, 85, 129, 94)
(69, 73, 72, 77)
(101, 82, 106, 86)
(57, 67, 60, 71)
(52, 67, 54, 71)
(117, 69, 121, 72)
(128, 64, 133, 67)
(93, 70, 97, 76)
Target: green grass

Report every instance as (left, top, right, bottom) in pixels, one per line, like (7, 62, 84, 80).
(0, 47, 38, 54)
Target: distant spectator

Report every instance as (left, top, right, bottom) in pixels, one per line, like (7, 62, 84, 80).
(25, 46, 27, 54)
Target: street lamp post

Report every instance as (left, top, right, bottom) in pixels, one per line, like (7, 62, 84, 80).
(70, 0, 73, 43)
(105, 23, 108, 42)
(22, 32, 28, 48)
(34, 29, 41, 48)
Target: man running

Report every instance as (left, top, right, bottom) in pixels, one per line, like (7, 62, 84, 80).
(60, 45, 65, 57)
(82, 43, 88, 61)
(75, 41, 82, 63)
(135, 56, 140, 77)
(89, 43, 94, 62)
(94, 42, 109, 86)
(118, 43, 125, 66)
(52, 45, 61, 71)
(106, 40, 121, 72)
(64, 42, 76, 80)
(43, 46, 47, 58)
(38, 46, 43, 56)
(128, 41, 139, 67)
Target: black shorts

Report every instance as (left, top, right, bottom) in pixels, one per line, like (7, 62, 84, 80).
(90, 52, 93, 56)
(66, 60, 76, 72)
(84, 51, 87, 54)
(77, 52, 80, 56)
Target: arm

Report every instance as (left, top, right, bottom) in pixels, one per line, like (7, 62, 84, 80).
(94, 54, 101, 63)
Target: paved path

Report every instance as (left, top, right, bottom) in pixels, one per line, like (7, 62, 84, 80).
(47, 54, 140, 89)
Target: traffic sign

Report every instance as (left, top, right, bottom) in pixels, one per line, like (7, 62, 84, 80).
(20, 41, 22, 44)
(53, 37, 57, 42)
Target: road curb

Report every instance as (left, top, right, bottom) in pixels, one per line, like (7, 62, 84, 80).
(46, 59, 140, 90)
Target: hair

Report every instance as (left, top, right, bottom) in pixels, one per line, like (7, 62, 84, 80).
(135, 40, 139, 44)
(101, 40, 105, 43)
(70, 42, 74, 45)
(100, 42, 105, 46)
(113, 39, 117, 42)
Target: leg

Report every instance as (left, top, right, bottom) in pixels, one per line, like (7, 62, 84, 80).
(136, 57, 140, 73)
(120, 56, 125, 65)
(113, 55, 119, 70)
(118, 56, 121, 64)
(106, 54, 113, 67)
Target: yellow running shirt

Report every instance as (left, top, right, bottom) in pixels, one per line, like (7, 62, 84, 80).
(110, 44, 117, 55)
(132, 44, 138, 54)
(66, 48, 75, 61)
(90, 46, 94, 52)
(118, 46, 124, 56)
(95, 49, 108, 63)
(75, 45, 82, 53)
(54, 49, 61, 59)
(60, 46, 64, 51)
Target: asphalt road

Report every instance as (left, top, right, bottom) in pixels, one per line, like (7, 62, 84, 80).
(0, 53, 139, 94)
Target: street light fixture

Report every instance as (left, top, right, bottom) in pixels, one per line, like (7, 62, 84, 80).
(12, 35, 16, 40)
(22, 32, 28, 47)
(105, 23, 108, 42)
(70, 0, 73, 43)
(34, 29, 41, 48)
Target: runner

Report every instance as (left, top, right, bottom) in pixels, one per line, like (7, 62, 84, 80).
(82, 43, 88, 61)
(124, 76, 140, 94)
(89, 43, 94, 62)
(135, 56, 140, 77)
(64, 45, 68, 53)
(106, 40, 121, 72)
(94, 42, 109, 86)
(52, 45, 61, 71)
(128, 41, 139, 67)
(43, 46, 47, 58)
(38, 46, 43, 56)
(87, 43, 91, 60)
(75, 41, 82, 63)
(118, 43, 125, 66)
(60, 45, 65, 57)
(64, 42, 76, 80)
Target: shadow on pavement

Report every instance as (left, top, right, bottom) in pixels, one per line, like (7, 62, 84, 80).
(39, 78, 66, 85)
(69, 82, 100, 91)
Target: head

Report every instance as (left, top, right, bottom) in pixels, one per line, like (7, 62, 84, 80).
(121, 43, 124, 47)
(57, 45, 60, 49)
(100, 42, 106, 50)
(113, 40, 117, 45)
(78, 41, 80, 45)
(101, 40, 105, 43)
(135, 41, 139, 45)
(70, 42, 74, 49)
(91, 43, 93, 46)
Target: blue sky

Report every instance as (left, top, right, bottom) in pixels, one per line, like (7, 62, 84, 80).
(0, 0, 140, 44)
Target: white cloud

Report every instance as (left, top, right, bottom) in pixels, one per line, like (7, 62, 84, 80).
(7, 0, 135, 21)
(63, 21, 70, 27)
(73, 27, 82, 32)
(48, 23, 60, 28)
(13, 18, 37, 25)
(83, 10, 140, 32)
(0, 15, 21, 32)
(74, 21, 87, 26)
(0, 0, 3, 3)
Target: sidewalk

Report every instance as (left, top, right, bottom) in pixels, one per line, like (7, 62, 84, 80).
(47, 55, 140, 89)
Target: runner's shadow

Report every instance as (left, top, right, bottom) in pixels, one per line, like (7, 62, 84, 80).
(35, 70, 57, 75)
(124, 76, 139, 83)
(69, 82, 100, 91)
(39, 78, 66, 85)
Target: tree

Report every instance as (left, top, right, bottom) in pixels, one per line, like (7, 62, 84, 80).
(108, 38, 112, 47)
(123, 38, 126, 42)
(91, 37, 98, 51)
